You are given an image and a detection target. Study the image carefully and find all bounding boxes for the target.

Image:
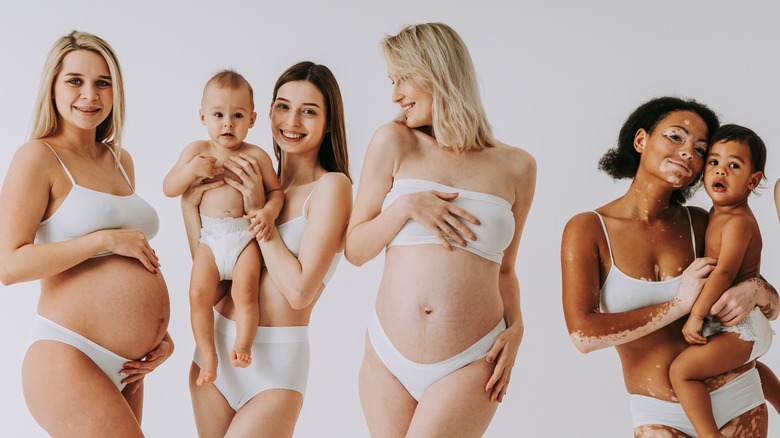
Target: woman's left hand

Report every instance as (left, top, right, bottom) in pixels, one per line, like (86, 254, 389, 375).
(484, 323, 523, 403)
(120, 335, 174, 396)
(223, 154, 264, 213)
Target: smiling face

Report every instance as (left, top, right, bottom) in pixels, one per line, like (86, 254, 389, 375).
(200, 85, 256, 149)
(52, 50, 113, 133)
(704, 140, 762, 206)
(387, 66, 433, 129)
(270, 80, 327, 157)
(637, 110, 710, 189)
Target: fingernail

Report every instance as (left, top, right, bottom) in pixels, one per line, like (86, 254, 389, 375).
(145, 354, 153, 361)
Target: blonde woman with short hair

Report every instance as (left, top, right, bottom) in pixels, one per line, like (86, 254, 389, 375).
(346, 22, 535, 437)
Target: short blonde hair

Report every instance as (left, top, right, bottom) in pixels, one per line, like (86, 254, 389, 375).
(31, 31, 125, 152)
(383, 23, 495, 152)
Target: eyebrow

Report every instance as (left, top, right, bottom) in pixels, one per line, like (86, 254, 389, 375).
(707, 152, 746, 162)
(668, 125, 708, 143)
(276, 97, 321, 108)
(62, 72, 112, 80)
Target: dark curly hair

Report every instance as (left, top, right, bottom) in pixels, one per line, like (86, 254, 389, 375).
(598, 96, 720, 204)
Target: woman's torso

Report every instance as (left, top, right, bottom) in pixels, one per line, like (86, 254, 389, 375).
(37, 142, 168, 360)
(216, 177, 341, 327)
(595, 203, 752, 400)
(376, 132, 518, 363)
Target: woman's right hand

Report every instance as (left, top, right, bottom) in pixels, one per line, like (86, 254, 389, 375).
(101, 229, 160, 273)
(404, 190, 480, 250)
(181, 179, 225, 209)
(675, 257, 717, 311)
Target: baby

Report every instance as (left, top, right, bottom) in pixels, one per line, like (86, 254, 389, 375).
(164, 70, 283, 385)
(670, 124, 775, 437)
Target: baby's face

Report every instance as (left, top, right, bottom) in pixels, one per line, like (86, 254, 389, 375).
(703, 140, 759, 206)
(200, 85, 256, 149)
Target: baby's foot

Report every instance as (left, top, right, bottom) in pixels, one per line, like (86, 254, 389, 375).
(230, 346, 252, 368)
(197, 353, 217, 386)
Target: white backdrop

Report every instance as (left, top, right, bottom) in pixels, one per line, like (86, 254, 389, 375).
(1, 1, 779, 436)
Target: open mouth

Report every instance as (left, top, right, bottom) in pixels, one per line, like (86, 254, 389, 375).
(74, 106, 100, 114)
(402, 102, 415, 112)
(281, 130, 305, 140)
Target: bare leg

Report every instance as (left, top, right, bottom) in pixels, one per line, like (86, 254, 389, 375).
(720, 404, 768, 437)
(755, 361, 780, 414)
(123, 380, 144, 423)
(225, 389, 303, 438)
(23, 340, 144, 437)
(229, 241, 260, 368)
(191, 243, 221, 385)
(406, 358, 499, 437)
(670, 333, 753, 438)
(359, 335, 417, 438)
(189, 362, 235, 438)
(634, 424, 692, 437)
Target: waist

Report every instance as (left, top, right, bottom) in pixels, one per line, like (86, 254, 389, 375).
(200, 185, 244, 218)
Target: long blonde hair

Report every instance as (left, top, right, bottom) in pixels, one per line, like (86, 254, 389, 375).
(383, 23, 496, 152)
(30, 31, 125, 151)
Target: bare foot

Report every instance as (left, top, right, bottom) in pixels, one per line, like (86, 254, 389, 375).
(230, 347, 252, 368)
(197, 353, 217, 385)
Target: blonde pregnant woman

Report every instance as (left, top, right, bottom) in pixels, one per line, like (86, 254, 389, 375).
(0, 31, 172, 437)
(346, 23, 536, 437)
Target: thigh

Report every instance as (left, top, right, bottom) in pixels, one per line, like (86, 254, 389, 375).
(720, 404, 767, 438)
(23, 340, 143, 438)
(191, 244, 220, 297)
(225, 389, 303, 438)
(407, 358, 498, 438)
(672, 333, 753, 381)
(359, 335, 417, 438)
(189, 362, 235, 438)
(231, 242, 260, 297)
(634, 424, 692, 437)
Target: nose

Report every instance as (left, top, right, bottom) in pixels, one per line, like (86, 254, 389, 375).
(678, 143, 695, 161)
(223, 118, 234, 128)
(81, 83, 98, 101)
(391, 83, 402, 103)
(715, 164, 726, 175)
(286, 110, 301, 126)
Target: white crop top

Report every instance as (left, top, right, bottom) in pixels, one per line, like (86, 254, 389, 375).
(276, 182, 341, 284)
(381, 179, 515, 264)
(35, 143, 159, 256)
(595, 209, 696, 313)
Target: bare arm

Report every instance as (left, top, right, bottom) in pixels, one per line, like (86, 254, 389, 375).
(0, 143, 158, 285)
(259, 173, 352, 309)
(711, 276, 779, 324)
(224, 149, 284, 241)
(163, 141, 222, 198)
(561, 212, 715, 353)
(180, 180, 224, 258)
(345, 124, 478, 266)
(483, 148, 536, 403)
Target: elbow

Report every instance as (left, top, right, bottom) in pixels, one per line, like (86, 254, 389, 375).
(568, 328, 599, 354)
(572, 340, 597, 355)
(0, 264, 20, 286)
(287, 289, 315, 310)
(344, 245, 369, 267)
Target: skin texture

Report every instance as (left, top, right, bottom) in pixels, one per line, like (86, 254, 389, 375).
(345, 70, 535, 436)
(164, 84, 284, 385)
(0, 49, 172, 436)
(185, 78, 352, 438)
(561, 111, 778, 437)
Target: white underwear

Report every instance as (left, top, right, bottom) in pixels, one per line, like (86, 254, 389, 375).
(193, 310, 309, 411)
(367, 309, 505, 401)
(199, 215, 253, 281)
(631, 367, 764, 437)
(702, 307, 774, 362)
(28, 314, 131, 391)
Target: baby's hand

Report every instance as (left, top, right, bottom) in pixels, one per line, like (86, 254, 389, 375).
(189, 154, 223, 180)
(246, 207, 276, 241)
(682, 315, 706, 345)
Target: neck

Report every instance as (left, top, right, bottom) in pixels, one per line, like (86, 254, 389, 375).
(621, 176, 679, 222)
(51, 123, 102, 156)
(280, 152, 325, 188)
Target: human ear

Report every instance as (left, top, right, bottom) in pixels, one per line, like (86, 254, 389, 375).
(748, 170, 763, 191)
(634, 129, 647, 153)
(199, 109, 206, 125)
(249, 111, 257, 128)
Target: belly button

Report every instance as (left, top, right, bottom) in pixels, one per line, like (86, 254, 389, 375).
(424, 307, 433, 315)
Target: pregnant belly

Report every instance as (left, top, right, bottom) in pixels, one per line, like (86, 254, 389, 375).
(38, 255, 170, 359)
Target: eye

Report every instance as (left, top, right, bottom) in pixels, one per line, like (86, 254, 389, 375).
(96, 80, 111, 87)
(275, 103, 289, 110)
(233, 113, 243, 119)
(67, 78, 82, 86)
(729, 162, 740, 169)
(214, 112, 224, 118)
(303, 108, 317, 116)
(694, 146, 707, 157)
(707, 159, 718, 166)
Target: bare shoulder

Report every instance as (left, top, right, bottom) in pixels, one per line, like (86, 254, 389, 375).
(493, 141, 537, 191)
(316, 172, 352, 195)
(182, 140, 211, 155)
(563, 211, 602, 237)
(13, 140, 58, 163)
(369, 121, 418, 155)
(240, 142, 273, 162)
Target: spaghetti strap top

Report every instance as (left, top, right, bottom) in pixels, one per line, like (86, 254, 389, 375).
(276, 179, 341, 284)
(594, 208, 696, 313)
(35, 143, 159, 256)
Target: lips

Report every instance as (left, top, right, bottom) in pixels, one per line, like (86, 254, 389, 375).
(667, 160, 692, 175)
(711, 177, 727, 192)
(401, 102, 415, 112)
(73, 106, 101, 115)
(281, 130, 305, 140)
